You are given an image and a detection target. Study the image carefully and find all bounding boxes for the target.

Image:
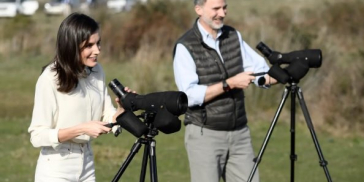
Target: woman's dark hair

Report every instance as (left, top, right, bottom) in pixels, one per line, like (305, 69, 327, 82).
(44, 12, 99, 93)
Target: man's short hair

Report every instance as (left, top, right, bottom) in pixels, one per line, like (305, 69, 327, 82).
(194, 0, 206, 6)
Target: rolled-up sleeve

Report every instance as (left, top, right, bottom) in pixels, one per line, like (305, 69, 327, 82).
(173, 43, 207, 107)
(28, 73, 61, 149)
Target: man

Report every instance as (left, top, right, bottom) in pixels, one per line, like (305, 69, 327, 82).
(173, 0, 276, 182)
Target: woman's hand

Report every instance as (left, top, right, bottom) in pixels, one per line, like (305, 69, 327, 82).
(113, 97, 125, 122)
(81, 121, 111, 138)
(112, 86, 136, 122)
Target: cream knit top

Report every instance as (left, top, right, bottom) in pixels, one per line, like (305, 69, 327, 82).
(28, 63, 116, 150)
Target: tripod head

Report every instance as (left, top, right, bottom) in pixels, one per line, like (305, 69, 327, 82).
(137, 112, 160, 138)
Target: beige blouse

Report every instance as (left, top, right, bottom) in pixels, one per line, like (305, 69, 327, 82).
(28, 63, 116, 150)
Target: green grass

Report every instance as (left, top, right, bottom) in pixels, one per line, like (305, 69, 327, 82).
(1, 117, 363, 182)
(1, 48, 363, 182)
(1, 0, 363, 181)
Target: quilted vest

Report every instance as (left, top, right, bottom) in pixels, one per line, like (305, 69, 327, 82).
(174, 21, 248, 130)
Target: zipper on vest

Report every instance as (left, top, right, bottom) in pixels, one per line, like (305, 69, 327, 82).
(214, 59, 223, 75)
(232, 94, 237, 129)
(216, 53, 238, 129)
(204, 43, 238, 129)
(200, 108, 207, 135)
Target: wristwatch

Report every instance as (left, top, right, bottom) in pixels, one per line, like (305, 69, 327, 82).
(222, 79, 230, 92)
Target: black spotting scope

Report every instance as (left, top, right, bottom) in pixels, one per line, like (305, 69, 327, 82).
(256, 42, 322, 68)
(256, 42, 323, 84)
(108, 79, 188, 136)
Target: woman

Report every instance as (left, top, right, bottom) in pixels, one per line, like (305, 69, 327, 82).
(28, 13, 125, 182)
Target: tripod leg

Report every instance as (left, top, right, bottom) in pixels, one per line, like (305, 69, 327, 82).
(112, 138, 143, 182)
(247, 87, 290, 182)
(139, 139, 149, 182)
(297, 88, 333, 182)
(290, 85, 298, 182)
(149, 140, 158, 182)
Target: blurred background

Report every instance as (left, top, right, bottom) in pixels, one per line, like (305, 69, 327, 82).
(1, 0, 363, 181)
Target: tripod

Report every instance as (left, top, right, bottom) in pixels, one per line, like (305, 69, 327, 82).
(247, 82, 332, 182)
(111, 113, 159, 182)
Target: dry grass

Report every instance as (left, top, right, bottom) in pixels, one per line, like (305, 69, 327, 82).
(0, 0, 363, 136)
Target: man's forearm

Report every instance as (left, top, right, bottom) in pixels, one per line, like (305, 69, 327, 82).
(204, 82, 225, 103)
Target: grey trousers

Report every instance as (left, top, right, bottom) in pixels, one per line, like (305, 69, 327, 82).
(184, 124, 259, 182)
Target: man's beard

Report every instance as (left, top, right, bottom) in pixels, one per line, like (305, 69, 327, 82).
(204, 17, 224, 30)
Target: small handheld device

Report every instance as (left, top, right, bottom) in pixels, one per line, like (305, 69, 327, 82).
(251, 72, 267, 76)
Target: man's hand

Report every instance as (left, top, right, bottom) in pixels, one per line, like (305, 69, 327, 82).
(227, 71, 256, 90)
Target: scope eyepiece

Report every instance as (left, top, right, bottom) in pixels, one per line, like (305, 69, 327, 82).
(109, 79, 127, 99)
(256, 42, 273, 58)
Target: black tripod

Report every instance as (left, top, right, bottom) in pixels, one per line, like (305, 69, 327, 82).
(111, 113, 159, 182)
(247, 82, 332, 182)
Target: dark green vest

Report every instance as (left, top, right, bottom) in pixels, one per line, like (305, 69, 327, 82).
(174, 21, 248, 131)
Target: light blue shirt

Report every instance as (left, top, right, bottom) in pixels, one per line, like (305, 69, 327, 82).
(173, 20, 269, 107)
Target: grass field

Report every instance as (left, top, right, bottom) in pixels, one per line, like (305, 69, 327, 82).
(1, 117, 364, 182)
(1, 0, 364, 181)
(1, 56, 363, 181)
(1, 45, 364, 182)
(1, 58, 364, 181)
